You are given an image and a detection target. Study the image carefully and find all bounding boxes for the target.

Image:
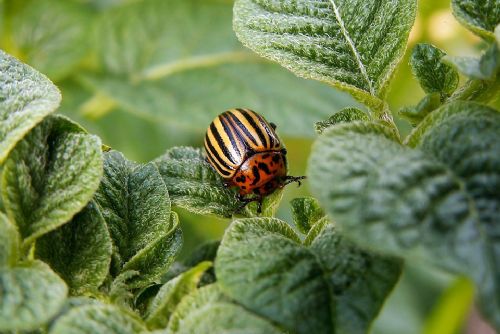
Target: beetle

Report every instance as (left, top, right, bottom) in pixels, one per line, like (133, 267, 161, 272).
(204, 108, 305, 214)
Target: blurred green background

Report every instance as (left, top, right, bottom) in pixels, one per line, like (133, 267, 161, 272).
(0, 0, 492, 333)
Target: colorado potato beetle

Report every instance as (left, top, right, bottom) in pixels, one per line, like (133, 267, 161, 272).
(204, 108, 305, 213)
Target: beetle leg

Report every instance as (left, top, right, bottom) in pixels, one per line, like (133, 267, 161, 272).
(235, 194, 263, 215)
(284, 175, 306, 187)
(280, 148, 287, 155)
(270, 122, 277, 130)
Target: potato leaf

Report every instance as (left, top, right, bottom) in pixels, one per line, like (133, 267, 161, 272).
(1, 115, 103, 249)
(50, 304, 146, 334)
(0, 50, 61, 162)
(452, 0, 500, 40)
(0, 212, 19, 268)
(94, 151, 181, 289)
(0, 261, 67, 331)
(216, 217, 402, 334)
(35, 201, 113, 295)
(233, 0, 417, 110)
(167, 284, 283, 334)
(145, 261, 212, 329)
(410, 43, 459, 97)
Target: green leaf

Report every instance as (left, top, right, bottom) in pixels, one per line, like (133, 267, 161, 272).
(78, 62, 356, 139)
(444, 43, 499, 80)
(306, 220, 403, 334)
(399, 93, 442, 127)
(120, 212, 183, 289)
(315, 107, 370, 134)
(452, 0, 500, 40)
(217, 217, 401, 334)
(0, 50, 61, 162)
(35, 201, 112, 295)
(1, 115, 103, 248)
(0, 212, 19, 267)
(80, 0, 357, 138)
(410, 43, 459, 97)
(145, 261, 212, 329)
(49, 304, 146, 334)
(167, 284, 283, 334)
(308, 121, 494, 325)
(10, 0, 92, 81)
(94, 151, 181, 288)
(153, 147, 240, 218)
(233, 0, 417, 110)
(290, 197, 326, 234)
(415, 101, 500, 327)
(0, 261, 67, 331)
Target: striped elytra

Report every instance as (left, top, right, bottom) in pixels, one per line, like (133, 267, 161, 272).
(204, 108, 305, 214)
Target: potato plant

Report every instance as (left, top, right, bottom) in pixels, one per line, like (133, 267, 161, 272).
(0, 0, 498, 333)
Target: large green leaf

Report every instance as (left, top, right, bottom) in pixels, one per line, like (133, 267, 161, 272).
(306, 220, 403, 334)
(1, 115, 103, 248)
(451, 0, 500, 40)
(153, 147, 281, 218)
(0, 261, 67, 331)
(415, 101, 500, 328)
(233, 0, 417, 110)
(308, 121, 496, 327)
(216, 217, 402, 334)
(0, 212, 19, 268)
(79, 0, 357, 138)
(410, 43, 459, 97)
(35, 201, 112, 295)
(49, 304, 146, 334)
(9, 0, 92, 81)
(145, 261, 212, 329)
(167, 284, 283, 334)
(94, 150, 181, 288)
(0, 50, 61, 162)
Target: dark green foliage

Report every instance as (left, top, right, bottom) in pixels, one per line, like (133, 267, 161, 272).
(410, 43, 459, 98)
(0, 0, 499, 332)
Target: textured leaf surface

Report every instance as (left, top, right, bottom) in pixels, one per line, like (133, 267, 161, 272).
(167, 284, 282, 334)
(145, 261, 212, 329)
(452, 0, 500, 40)
(0, 50, 61, 162)
(308, 122, 486, 274)
(410, 43, 459, 97)
(50, 304, 146, 334)
(1, 115, 103, 248)
(10, 0, 92, 81)
(80, 0, 356, 138)
(233, 0, 417, 108)
(154, 147, 238, 217)
(399, 93, 442, 127)
(35, 201, 112, 295)
(306, 220, 403, 334)
(0, 212, 19, 268)
(94, 151, 181, 288)
(444, 43, 499, 80)
(217, 217, 401, 334)
(315, 107, 370, 134)
(290, 197, 326, 234)
(154, 147, 280, 218)
(217, 218, 332, 334)
(0, 261, 67, 331)
(416, 101, 500, 327)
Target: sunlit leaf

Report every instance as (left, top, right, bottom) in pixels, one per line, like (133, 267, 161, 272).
(452, 0, 500, 40)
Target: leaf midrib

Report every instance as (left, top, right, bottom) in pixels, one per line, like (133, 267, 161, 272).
(328, 0, 375, 96)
